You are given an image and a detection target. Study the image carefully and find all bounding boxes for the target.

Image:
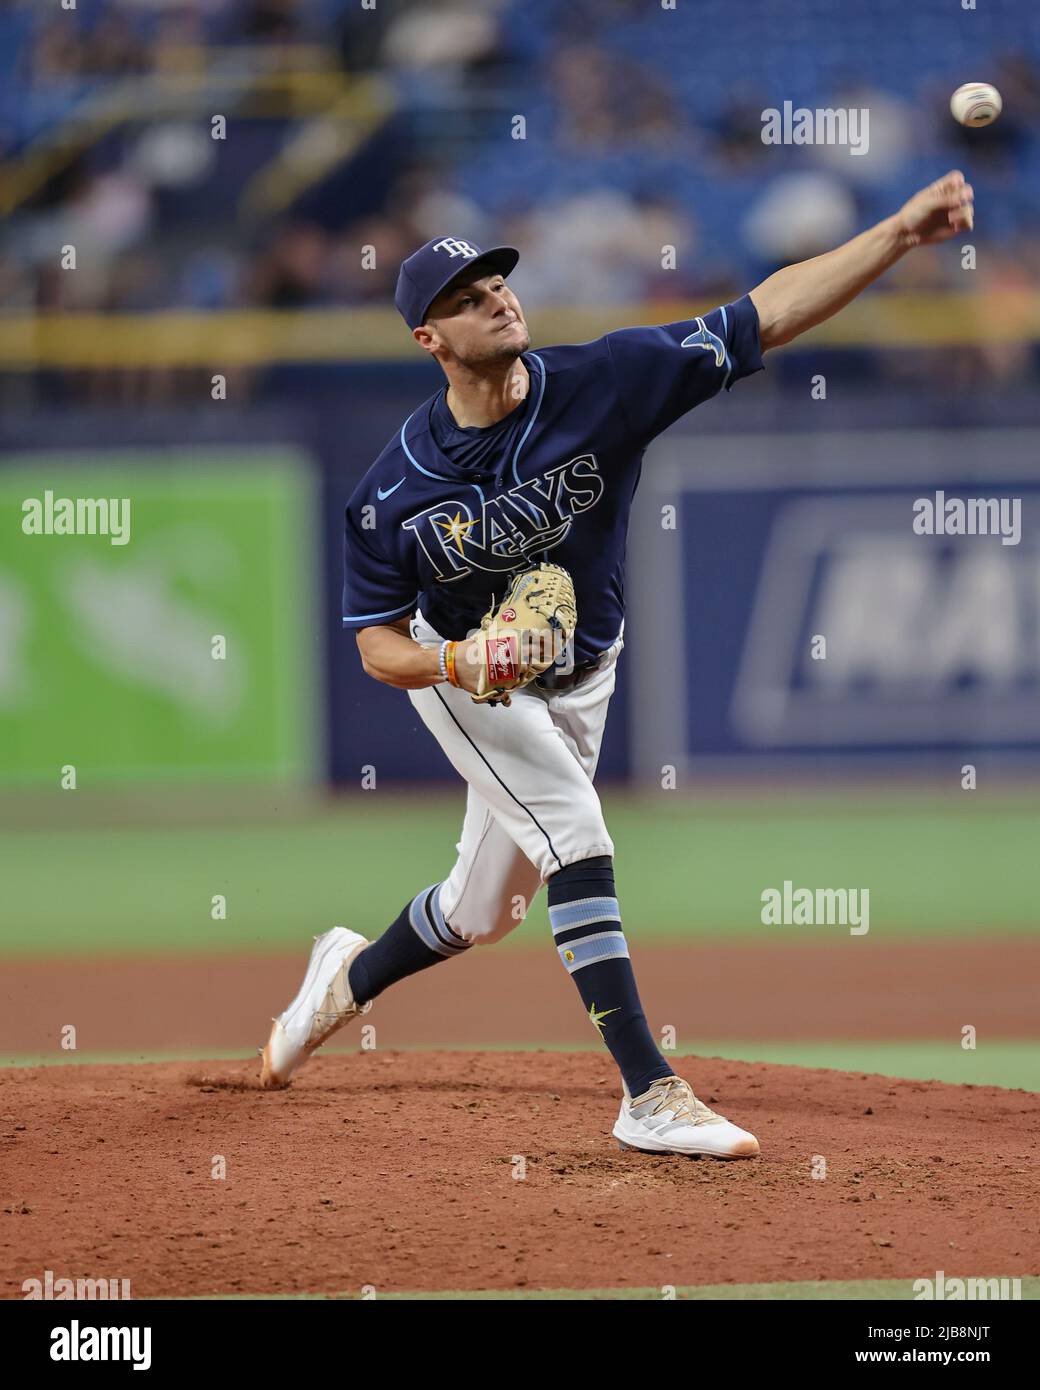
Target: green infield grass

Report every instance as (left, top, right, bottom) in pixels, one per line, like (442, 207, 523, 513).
(2, 790, 1037, 956)
(163, 1275, 1040, 1300)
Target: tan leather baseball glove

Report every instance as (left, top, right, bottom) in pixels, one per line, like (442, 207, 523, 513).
(468, 563, 578, 705)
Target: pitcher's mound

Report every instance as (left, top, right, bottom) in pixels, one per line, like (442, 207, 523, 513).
(1, 1051, 1035, 1298)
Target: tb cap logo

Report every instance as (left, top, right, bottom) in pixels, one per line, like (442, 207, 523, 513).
(431, 238, 480, 260)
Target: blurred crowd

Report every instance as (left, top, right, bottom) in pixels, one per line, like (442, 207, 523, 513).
(2, 0, 1039, 393)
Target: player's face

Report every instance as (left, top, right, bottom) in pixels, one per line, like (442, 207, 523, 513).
(420, 272, 530, 366)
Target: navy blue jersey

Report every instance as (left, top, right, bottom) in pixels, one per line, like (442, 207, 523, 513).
(342, 294, 763, 663)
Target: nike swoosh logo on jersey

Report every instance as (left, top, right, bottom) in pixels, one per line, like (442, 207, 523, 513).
(377, 477, 406, 500)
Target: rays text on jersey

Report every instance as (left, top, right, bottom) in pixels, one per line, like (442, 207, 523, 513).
(402, 454, 605, 579)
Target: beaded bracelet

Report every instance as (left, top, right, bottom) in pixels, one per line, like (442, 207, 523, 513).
(437, 639, 450, 684)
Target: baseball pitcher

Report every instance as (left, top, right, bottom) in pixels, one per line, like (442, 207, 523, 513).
(261, 173, 974, 1157)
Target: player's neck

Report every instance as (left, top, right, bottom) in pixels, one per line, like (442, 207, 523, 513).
(443, 359, 529, 429)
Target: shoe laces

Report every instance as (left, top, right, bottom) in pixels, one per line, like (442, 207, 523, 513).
(313, 999, 370, 1027)
(642, 1076, 724, 1126)
(309, 961, 372, 1039)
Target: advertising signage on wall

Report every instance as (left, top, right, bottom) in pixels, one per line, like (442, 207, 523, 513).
(0, 449, 319, 786)
(628, 430, 1040, 773)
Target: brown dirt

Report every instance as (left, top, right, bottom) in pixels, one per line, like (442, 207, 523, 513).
(1, 1051, 1037, 1298)
(2, 939, 1038, 1057)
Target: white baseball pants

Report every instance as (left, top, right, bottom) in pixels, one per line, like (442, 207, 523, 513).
(406, 609, 624, 946)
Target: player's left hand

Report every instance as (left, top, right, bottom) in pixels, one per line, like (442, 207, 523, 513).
(467, 563, 578, 706)
(896, 169, 974, 247)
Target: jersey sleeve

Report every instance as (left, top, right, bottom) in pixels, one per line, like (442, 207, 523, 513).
(341, 501, 418, 630)
(604, 293, 764, 444)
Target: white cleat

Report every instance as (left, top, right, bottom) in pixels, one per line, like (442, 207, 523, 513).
(260, 927, 372, 1089)
(612, 1075, 760, 1159)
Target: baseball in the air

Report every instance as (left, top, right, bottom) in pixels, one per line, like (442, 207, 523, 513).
(950, 82, 1003, 127)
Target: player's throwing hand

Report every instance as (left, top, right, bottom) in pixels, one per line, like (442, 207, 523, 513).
(896, 168, 975, 246)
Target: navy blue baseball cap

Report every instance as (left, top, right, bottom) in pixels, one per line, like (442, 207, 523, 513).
(394, 237, 520, 330)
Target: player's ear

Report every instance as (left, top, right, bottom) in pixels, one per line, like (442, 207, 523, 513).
(413, 324, 438, 354)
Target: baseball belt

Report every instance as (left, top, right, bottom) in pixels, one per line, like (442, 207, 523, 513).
(535, 648, 612, 693)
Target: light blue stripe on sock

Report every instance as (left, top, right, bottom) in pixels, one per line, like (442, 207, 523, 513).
(408, 885, 460, 958)
(549, 897, 621, 933)
(557, 929, 629, 973)
(429, 883, 468, 949)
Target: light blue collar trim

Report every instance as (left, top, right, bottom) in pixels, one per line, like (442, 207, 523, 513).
(511, 353, 546, 490)
(399, 408, 485, 506)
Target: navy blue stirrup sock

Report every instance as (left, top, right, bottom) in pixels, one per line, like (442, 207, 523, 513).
(547, 856, 674, 1098)
(348, 884, 469, 1004)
